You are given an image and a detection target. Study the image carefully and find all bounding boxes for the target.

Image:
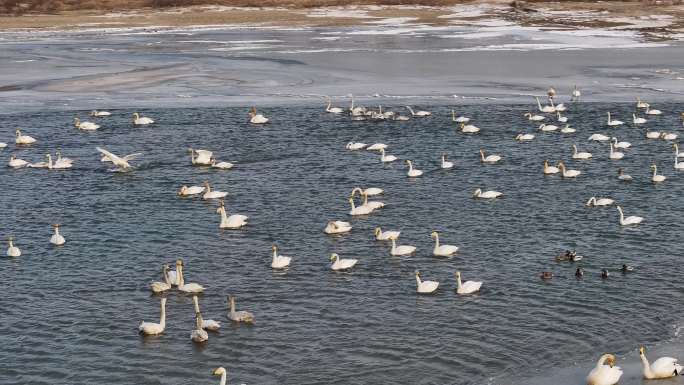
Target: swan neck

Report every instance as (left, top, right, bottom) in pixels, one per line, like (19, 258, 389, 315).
(178, 265, 185, 288)
(219, 372, 226, 385)
(391, 238, 396, 252)
(456, 275, 462, 289)
(193, 296, 200, 313)
(640, 354, 654, 379)
(415, 275, 422, 285)
(159, 299, 166, 327)
(229, 298, 235, 314)
(433, 234, 440, 248)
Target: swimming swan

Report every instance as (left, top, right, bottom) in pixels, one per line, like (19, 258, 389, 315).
(374, 227, 400, 241)
(406, 160, 423, 177)
(415, 271, 439, 294)
(178, 185, 205, 196)
(177, 260, 205, 294)
(96, 147, 142, 171)
(525, 112, 545, 121)
(441, 154, 454, 169)
(452, 110, 470, 123)
(50, 224, 65, 245)
(346, 142, 367, 151)
(349, 197, 372, 216)
(589, 133, 610, 142)
(367, 143, 388, 152)
(538, 123, 558, 132)
(191, 312, 209, 342)
(271, 244, 292, 269)
(535, 97, 555, 113)
(473, 188, 502, 199)
(479, 149, 501, 164)
(558, 161, 581, 178)
(6, 237, 21, 257)
(651, 164, 666, 183)
(212, 367, 229, 385)
(639, 346, 682, 379)
(455, 271, 482, 294)
(326, 97, 344, 114)
(607, 112, 623, 126)
(203, 181, 228, 200)
(90, 110, 111, 117)
(586, 197, 614, 207)
(150, 264, 171, 293)
(611, 137, 631, 149)
(330, 253, 358, 271)
(460, 122, 480, 133)
(8, 155, 28, 168)
(379, 148, 397, 163)
(15, 129, 36, 145)
(544, 160, 560, 174)
(193, 295, 221, 331)
(216, 200, 248, 229)
(248, 107, 269, 124)
(139, 297, 166, 335)
(324, 221, 352, 234)
(73, 117, 100, 131)
(609, 143, 624, 160)
(132, 112, 154, 125)
(516, 133, 535, 141)
(188, 148, 213, 165)
(390, 238, 416, 256)
(406, 106, 431, 117)
(586, 354, 622, 385)
(227, 295, 255, 323)
(431, 231, 458, 256)
(616, 205, 643, 226)
(572, 145, 592, 160)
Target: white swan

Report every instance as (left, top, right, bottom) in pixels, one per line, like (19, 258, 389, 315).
(479, 149, 501, 164)
(132, 112, 154, 125)
(406, 160, 423, 177)
(607, 112, 623, 126)
(586, 354, 622, 385)
(544, 160, 560, 174)
(324, 221, 352, 234)
(431, 231, 458, 256)
(367, 143, 388, 151)
(0, 142, 6, 148)
(53, 151, 73, 168)
(535, 97, 555, 113)
(330, 253, 358, 271)
(455, 271, 482, 294)
(150, 264, 172, 294)
(90, 110, 111, 117)
(271, 245, 292, 269)
(188, 148, 213, 165)
(557, 112, 568, 123)
(211, 159, 234, 169)
(45, 154, 72, 170)
(636, 97, 649, 109)
(639, 346, 682, 379)
(586, 197, 614, 207)
(552, 100, 566, 112)
(15, 129, 36, 145)
(524, 112, 545, 121)
(473, 188, 502, 199)
(460, 123, 480, 133)
(212, 367, 228, 385)
(558, 161, 580, 178)
(349, 197, 372, 216)
(572, 145, 592, 160)
(589, 133, 610, 142)
(228, 295, 255, 323)
(633, 114, 647, 124)
(177, 260, 205, 294)
(166, 260, 180, 286)
(516, 133, 535, 141)
(193, 295, 221, 331)
(538, 123, 558, 132)
(646, 130, 662, 139)
(661, 132, 678, 141)
(178, 185, 205, 196)
(325, 97, 344, 114)
(191, 312, 209, 342)
(406, 106, 431, 117)
(27, 155, 49, 168)
(394, 114, 410, 121)
(374, 227, 400, 241)
(73, 117, 100, 131)
(362, 187, 383, 196)
(560, 124, 576, 134)
(571, 85, 581, 101)
(346, 142, 367, 151)
(8, 155, 28, 168)
(379, 148, 397, 163)
(390, 238, 416, 256)
(645, 106, 662, 115)
(618, 169, 633, 181)
(651, 164, 666, 183)
(451, 110, 470, 123)
(358, 190, 384, 211)
(415, 271, 439, 294)
(609, 143, 624, 160)
(349, 95, 366, 116)
(675, 156, 684, 170)
(6, 237, 21, 257)
(96, 147, 142, 171)
(216, 200, 248, 229)
(441, 154, 454, 169)
(50, 224, 65, 245)
(248, 107, 269, 124)
(139, 297, 166, 335)
(616, 205, 643, 226)
(203, 181, 228, 200)
(611, 137, 631, 149)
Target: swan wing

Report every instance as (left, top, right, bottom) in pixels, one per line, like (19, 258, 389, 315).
(123, 153, 143, 161)
(96, 147, 127, 167)
(651, 357, 679, 377)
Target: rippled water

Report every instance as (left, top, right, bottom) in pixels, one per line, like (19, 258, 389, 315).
(1, 103, 683, 385)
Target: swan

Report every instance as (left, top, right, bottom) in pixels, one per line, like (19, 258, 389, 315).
(96, 147, 141, 171)
(227, 295, 255, 323)
(188, 148, 213, 165)
(202, 181, 228, 200)
(349, 96, 367, 116)
(15, 129, 36, 145)
(431, 231, 458, 256)
(271, 244, 292, 269)
(330, 253, 358, 271)
(45, 154, 72, 170)
(524, 112, 545, 121)
(8, 155, 28, 168)
(191, 312, 209, 342)
(538, 123, 558, 132)
(451, 110, 470, 123)
(645, 106, 662, 115)
(346, 142, 367, 151)
(394, 114, 410, 121)
(367, 143, 388, 151)
(0, 142, 6, 148)
(544, 160, 560, 174)
(212, 367, 228, 385)
(535, 97, 555, 113)
(618, 168, 633, 181)
(607, 112, 623, 126)
(460, 123, 480, 133)
(54, 151, 73, 168)
(455, 271, 482, 294)
(139, 297, 166, 335)
(611, 137, 631, 149)
(248, 107, 269, 124)
(390, 238, 416, 256)
(90, 110, 111, 117)
(589, 133, 610, 142)
(73, 117, 99, 131)
(560, 124, 576, 134)
(558, 161, 581, 178)
(586, 197, 614, 207)
(192, 295, 221, 331)
(609, 143, 624, 160)
(547, 86, 556, 99)
(406, 106, 431, 117)
(325, 97, 344, 114)
(150, 264, 172, 293)
(349, 197, 372, 216)
(516, 133, 535, 141)
(616, 205, 643, 226)
(50, 224, 65, 245)
(216, 200, 248, 229)
(27, 155, 49, 168)
(473, 188, 502, 199)
(571, 85, 581, 101)
(324, 220, 352, 234)
(553, 101, 567, 112)
(132, 112, 154, 125)
(572, 145, 592, 160)
(633, 114, 647, 124)
(479, 149, 501, 164)
(415, 271, 439, 294)
(636, 97, 649, 109)
(586, 354, 622, 385)
(177, 260, 205, 294)
(6, 237, 21, 257)
(441, 154, 454, 169)
(651, 164, 666, 183)
(379, 148, 397, 163)
(374, 227, 400, 241)
(675, 156, 684, 170)
(362, 187, 383, 196)
(166, 260, 180, 286)
(661, 132, 678, 141)
(557, 112, 568, 123)
(639, 346, 682, 379)
(178, 185, 205, 196)
(359, 190, 384, 211)
(211, 159, 234, 169)
(406, 160, 423, 177)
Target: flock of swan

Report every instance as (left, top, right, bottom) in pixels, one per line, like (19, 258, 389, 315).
(3, 88, 683, 384)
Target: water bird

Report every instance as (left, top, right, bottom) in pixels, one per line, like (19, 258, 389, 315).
(45, 154, 72, 170)
(202, 181, 228, 200)
(139, 297, 166, 336)
(601, 269, 609, 279)
(524, 112, 545, 121)
(455, 271, 482, 294)
(193, 295, 220, 331)
(325, 97, 344, 114)
(617, 169, 632, 181)
(674, 156, 684, 170)
(472, 188, 502, 199)
(460, 122, 480, 133)
(248, 107, 269, 124)
(633, 114, 647, 124)
(227, 295, 255, 324)
(406, 160, 423, 177)
(586, 197, 614, 207)
(212, 367, 228, 385)
(367, 143, 388, 152)
(609, 143, 624, 160)
(538, 123, 558, 132)
(431, 231, 458, 256)
(6, 237, 21, 257)
(50, 224, 65, 245)
(406, 106, 431, 117)
(415, 271, 439, 294)
(575, 267, 584, 278)
(540, 272, 553, 280)
(73, 117, 99, 131)
(211, 159, 233, 169)
(15, 129, 36, 145)
(8, 155, 28, 168)
(660, 132, 677, 141)
(636, 97, 649, 109)
(479, 149, 501, 164)
(0, 142, 6, 148)
(191, 312, 209, 342)
(90, 110, 111, 117)
(329, 253, 358, 271)
(572, 145, 592, 160)
(188, 148, 213, 165)
(178, 185, 205, 196)
(673, 144, 684, 158)
(324, 221, 352, 234)
(557, 112, 568, 123)
(639, 346, 682, 379)
(348, 197, 372, 216)
(535, 96, 555, 113)
(606, 112, 623, 126)
(176, 260, 205, 294)
(361, 187, 383, 196)
(374, 227, 400, 241)
(379, 148, 397, 163)
(150, 264, 172, 294)
(95, 147, 141, 171)
(543, 160, 560, 174)
(216, 200, 248, 229)
(346, 142, 366, 150)
(441, 154, 454, 169)
(451, 110, 470, 123)
(645, 106, 662, 115)
(560, 124, 575, 134)
(616, 206, 643, 226)
(132, 112, 154, 125)
(558, 161, 581, 178)
(621, 264, 634, 273)
(271, 244, 292, 269)
(571, 85, 581, 101)
(586, 354, 622, 385)
(611, 137, 631, 149)
(650, 164, 666, 183)
(516, 133, 535, 141)
(390, 238, 416, 256)
(589, 133, 610, 142)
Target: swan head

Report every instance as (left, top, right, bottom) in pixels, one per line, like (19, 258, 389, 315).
(73, 117, 80, 126)
(639, 346, 645, 356)
(430, 231, 438, 238)
(329, 253, 339, 262)
(132, 112, 139, 120)
(472, 188, 481, 197)
(52, 223, 60, 228)
(10, 154, 15, 161)
(212, 367, 227, 376)
(414, 270, 420, 277)
(460, 122, 465, 128)
(176, 259, 183, 267)
(455, 271, 461, 279)
(601, 269, 609, 279)
(15, 129, 20, 137)
(650, 164, 657, 170)
(374, 227, 381, 236)
(405, 159, 412, 166)
(515, 134, 521, 140)
(162, 264, 169, 272)
(178, 185, 187, 195)
(272, 244, 277, 252)
(524, 112, 530, 117)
